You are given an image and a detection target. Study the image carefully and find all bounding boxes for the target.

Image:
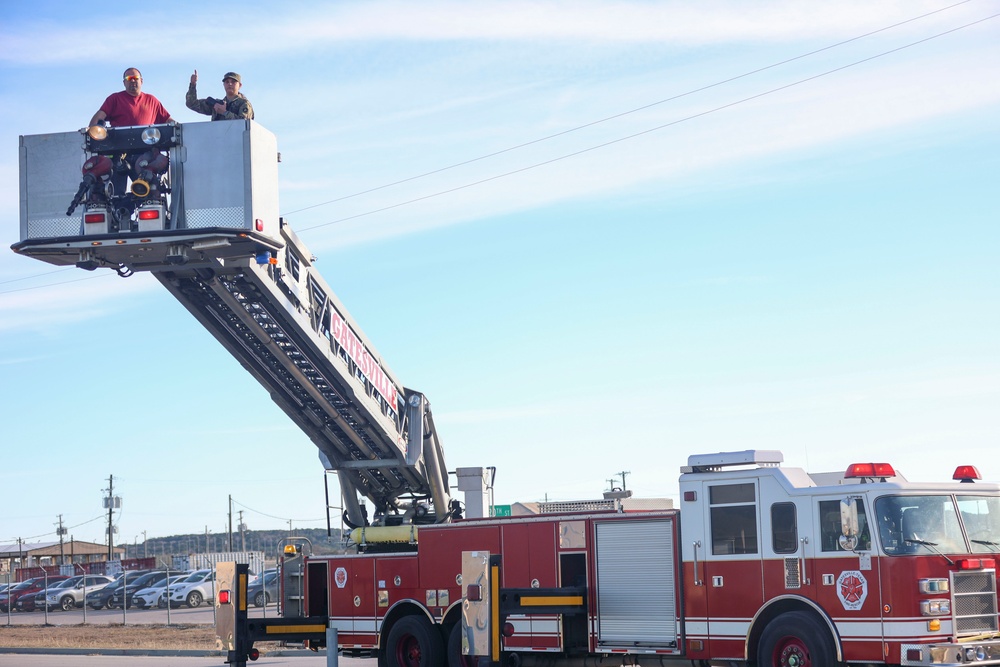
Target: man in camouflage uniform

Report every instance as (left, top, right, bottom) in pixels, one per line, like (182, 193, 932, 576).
(186, 70, 254, 120)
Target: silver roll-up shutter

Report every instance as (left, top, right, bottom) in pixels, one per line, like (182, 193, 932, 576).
(595, 518, 677, 646)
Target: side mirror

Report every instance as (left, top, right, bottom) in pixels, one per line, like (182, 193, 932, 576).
(840, 498, 860, 551)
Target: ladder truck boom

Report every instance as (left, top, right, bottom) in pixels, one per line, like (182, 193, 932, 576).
(13, 120, 456, 527)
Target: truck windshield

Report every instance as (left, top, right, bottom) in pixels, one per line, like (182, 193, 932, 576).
(875, 495, 995, 555)
(957, 495, 1000, 554)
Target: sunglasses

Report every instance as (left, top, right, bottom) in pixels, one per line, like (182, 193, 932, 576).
(124, 75, 141, 82)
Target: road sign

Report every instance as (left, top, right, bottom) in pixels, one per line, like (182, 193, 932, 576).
(491, 504, 512, 517)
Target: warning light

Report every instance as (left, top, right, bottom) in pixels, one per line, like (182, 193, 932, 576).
(958, 558, 996, 570)
(249, 647, 260, 661)
(218, 590, 231, 605)
(84, 213, 106, 224)
(845, 463, 896, 479)
(255, 219, 264, 232)
(137, 209, 160, 220)
(283, 544, 299, 555)
(466, 584, 481, 602)
(953, 466, 981, 482)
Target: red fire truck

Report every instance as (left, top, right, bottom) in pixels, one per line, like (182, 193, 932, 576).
(215, 450, 1000, 667)
(15, 122, 1000, 667)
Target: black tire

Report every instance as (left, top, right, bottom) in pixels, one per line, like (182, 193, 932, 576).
(447, 622, 478, 667)
(157, 596, 167, 609)
(757, 611, 836, 667)
(386, 615, 445, 667)
(186, 590, 203, 608)
(59, 595, 75, 612)
(254, 591, 267, 607)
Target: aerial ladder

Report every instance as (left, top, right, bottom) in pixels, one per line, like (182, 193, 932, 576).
(13, 120, 476, 530)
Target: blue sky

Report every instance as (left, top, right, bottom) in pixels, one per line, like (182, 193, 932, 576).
(1, 1, 998, 548)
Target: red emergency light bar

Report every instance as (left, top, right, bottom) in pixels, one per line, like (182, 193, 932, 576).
(953, 466, 981, 482)
(845, 463, 896, 479)
(958, 558, 996, 570)
(137, 209, 160, 220)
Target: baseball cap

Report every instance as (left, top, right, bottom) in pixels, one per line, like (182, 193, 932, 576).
(222, 72, 242, 83)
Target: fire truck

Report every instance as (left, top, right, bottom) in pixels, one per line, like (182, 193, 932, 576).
(14, 122, 1000, 667)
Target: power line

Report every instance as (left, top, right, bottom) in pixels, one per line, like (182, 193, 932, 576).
(0, 267, 75, 285)
(0, 272, 109, 295)
(281, 0, 978, 218)
(2, 513, 105, 544)
(297, 11, 1000, 232)
(231, 498, 325, 524)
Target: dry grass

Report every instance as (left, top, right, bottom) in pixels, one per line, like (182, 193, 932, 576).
(0, 624, 285, 652)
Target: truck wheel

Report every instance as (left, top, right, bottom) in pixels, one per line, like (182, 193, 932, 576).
(447, 622, 477, 667)
(387, 616, 444, 667)
(60, 596, 75, 612)
(187, 591, 203, 608)
(758, 611, 835, 667)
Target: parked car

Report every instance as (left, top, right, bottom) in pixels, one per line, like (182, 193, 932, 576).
(247, 570, 278, 607)
(19, 575, 84, 612)
(131, 574, 188, 609)
(0, 578, 43, 612)
(167, 569, 215, 608)
(111, 570, 172, 609)
(44, 574, 114, 611)
(6, 576, 68, 612)
(86, 571, 146, 610)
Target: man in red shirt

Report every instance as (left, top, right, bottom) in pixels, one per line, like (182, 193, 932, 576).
(89, 67, 173, 128)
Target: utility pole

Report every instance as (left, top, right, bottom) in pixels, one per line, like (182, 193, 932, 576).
(616, 470, 631, 492)
(55, 514, 67, 565)
(228, 495, 233, 552)
(238, 511, 246, 552)
(102, 475, 121, 561)
(142, 530, 147, 559)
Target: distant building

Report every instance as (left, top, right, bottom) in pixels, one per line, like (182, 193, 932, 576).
(0, 540, 124, 576)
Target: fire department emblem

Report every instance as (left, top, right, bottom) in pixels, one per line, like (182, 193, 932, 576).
(836, 570, 867, 611)
(335, 567, 348, 589)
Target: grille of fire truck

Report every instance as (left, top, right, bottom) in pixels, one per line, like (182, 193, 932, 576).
(951, 570, 999, 635)
(162, 269, 431, 509)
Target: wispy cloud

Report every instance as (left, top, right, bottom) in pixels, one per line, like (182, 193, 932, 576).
(1, 1, 992, 66)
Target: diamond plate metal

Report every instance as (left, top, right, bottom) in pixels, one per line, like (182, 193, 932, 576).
(27, 216, 82, 239)
(185, 207, 245, 229)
